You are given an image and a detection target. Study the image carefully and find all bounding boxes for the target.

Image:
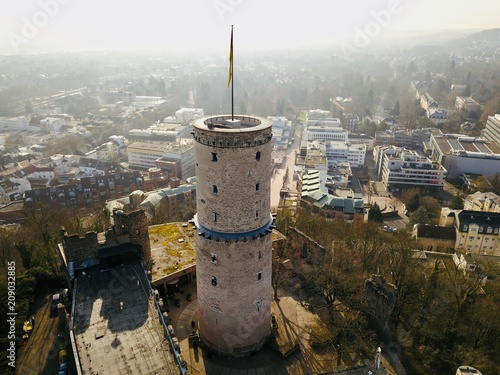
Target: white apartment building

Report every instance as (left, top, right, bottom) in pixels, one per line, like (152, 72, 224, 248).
(39, 117, 65, 132)
(267, 116, 292, 149)
(455, 96, 480, 113)
(0, 117, 30, 132)
(306, 109, 331, 121)
(380, 150, 447, 191)
(482, 114, 500, 144)
(325, 141, 366, 168)
(374, 145, 401, 178)
(127, 140, 195, 179)
(175, 108, 204, 123)
(464, 191, 500, 213)
(85, 141, 120, 161)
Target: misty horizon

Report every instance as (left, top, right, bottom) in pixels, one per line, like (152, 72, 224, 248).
(1, 0, 500, 55)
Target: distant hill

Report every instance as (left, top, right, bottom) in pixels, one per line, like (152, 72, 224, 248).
(445, 28, 500, 47)
(370, 29, 480, 50)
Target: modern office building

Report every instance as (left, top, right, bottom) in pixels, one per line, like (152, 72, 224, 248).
(427, 133, 500, 178)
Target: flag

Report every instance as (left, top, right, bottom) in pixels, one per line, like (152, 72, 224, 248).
(227, 26, 233, 88)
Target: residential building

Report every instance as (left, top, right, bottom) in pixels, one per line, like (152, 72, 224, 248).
(25, 171, 144, 208)
(420, 93, 438, 111)
(464, 191, 500, 213)
(139, 179, 196, 220)
(427, 108, 448, 120)
(374, 146, 401, 178)
(455, 96, 480, 113)
(450, 84, 468, 96)
(393, 128, 441, 149)
(85, 141, 121, 161)
(412, 224, 456, 253)
(296, 141, 328, 171)
(267, 116, 292, 150)
(299, 170, 364, 223)
(127, 140, 195, 180)
(0, 116, 30, 132)
(448, 210, 500, 256)
(374, 131, 395, 146)
(39, 117, 66, 132)
(324, 141, 366, 168)
(78, 157, 116, 177)
(343, 113, 360, 133)
(174, 107, 204, 123)
(306, 109, 331, 121)
(27, 167, 55, 183)
(380, 149, 447, 191)
(427, 133, 500, 178)
(482, 114, 500, 144)
(128, 123, 182, 143)
(105, 177, 196, 223)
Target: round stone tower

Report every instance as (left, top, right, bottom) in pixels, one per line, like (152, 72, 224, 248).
(192, 115, 274, 357)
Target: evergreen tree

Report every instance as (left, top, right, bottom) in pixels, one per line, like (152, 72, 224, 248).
(407, 193, 420, 212)
(368, 202, 383, 222)
(408, 206, 430, 227)
(491, 173, 500, 195)
(390, 100, 400, 116)
(449, 192, 464, 209)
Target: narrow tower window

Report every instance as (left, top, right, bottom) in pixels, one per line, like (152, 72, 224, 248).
(211, 152, 218, 162)
(212, 185, 218, 194)
(211, 276, 217, 286)
(256, 151, 261, 161)
(255, 210, 259, 220)
(257, 271, 262, 281)
(211, 253, 217, 264)
(213, 212, 218, 222)
(258, 250, 262, 259)
(256, 183, 260, 191)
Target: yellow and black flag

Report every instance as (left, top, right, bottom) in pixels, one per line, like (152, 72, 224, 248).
(227, 26, 233, 88)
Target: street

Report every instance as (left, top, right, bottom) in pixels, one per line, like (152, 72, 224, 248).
(270, 125, 301, 209)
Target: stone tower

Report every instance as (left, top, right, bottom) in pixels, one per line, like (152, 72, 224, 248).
(193, 115, 274, 357)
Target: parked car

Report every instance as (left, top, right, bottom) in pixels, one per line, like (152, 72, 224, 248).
(51, 294, 60, 312)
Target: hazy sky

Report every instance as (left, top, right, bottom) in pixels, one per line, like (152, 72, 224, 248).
(1, 0, 499, 54)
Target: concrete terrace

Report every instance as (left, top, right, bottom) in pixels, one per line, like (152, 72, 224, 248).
(72, 262, 178, 374)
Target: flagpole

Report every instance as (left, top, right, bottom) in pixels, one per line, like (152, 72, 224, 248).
(231, 25, 234, 121)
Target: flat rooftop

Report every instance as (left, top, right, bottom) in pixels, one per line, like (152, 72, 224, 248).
(149, 222, 196, 286)
(72, 262, 178, 374)
(434, 136, 500, 155)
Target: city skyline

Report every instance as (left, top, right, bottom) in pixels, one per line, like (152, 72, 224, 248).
(1, 0, 499, 54)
